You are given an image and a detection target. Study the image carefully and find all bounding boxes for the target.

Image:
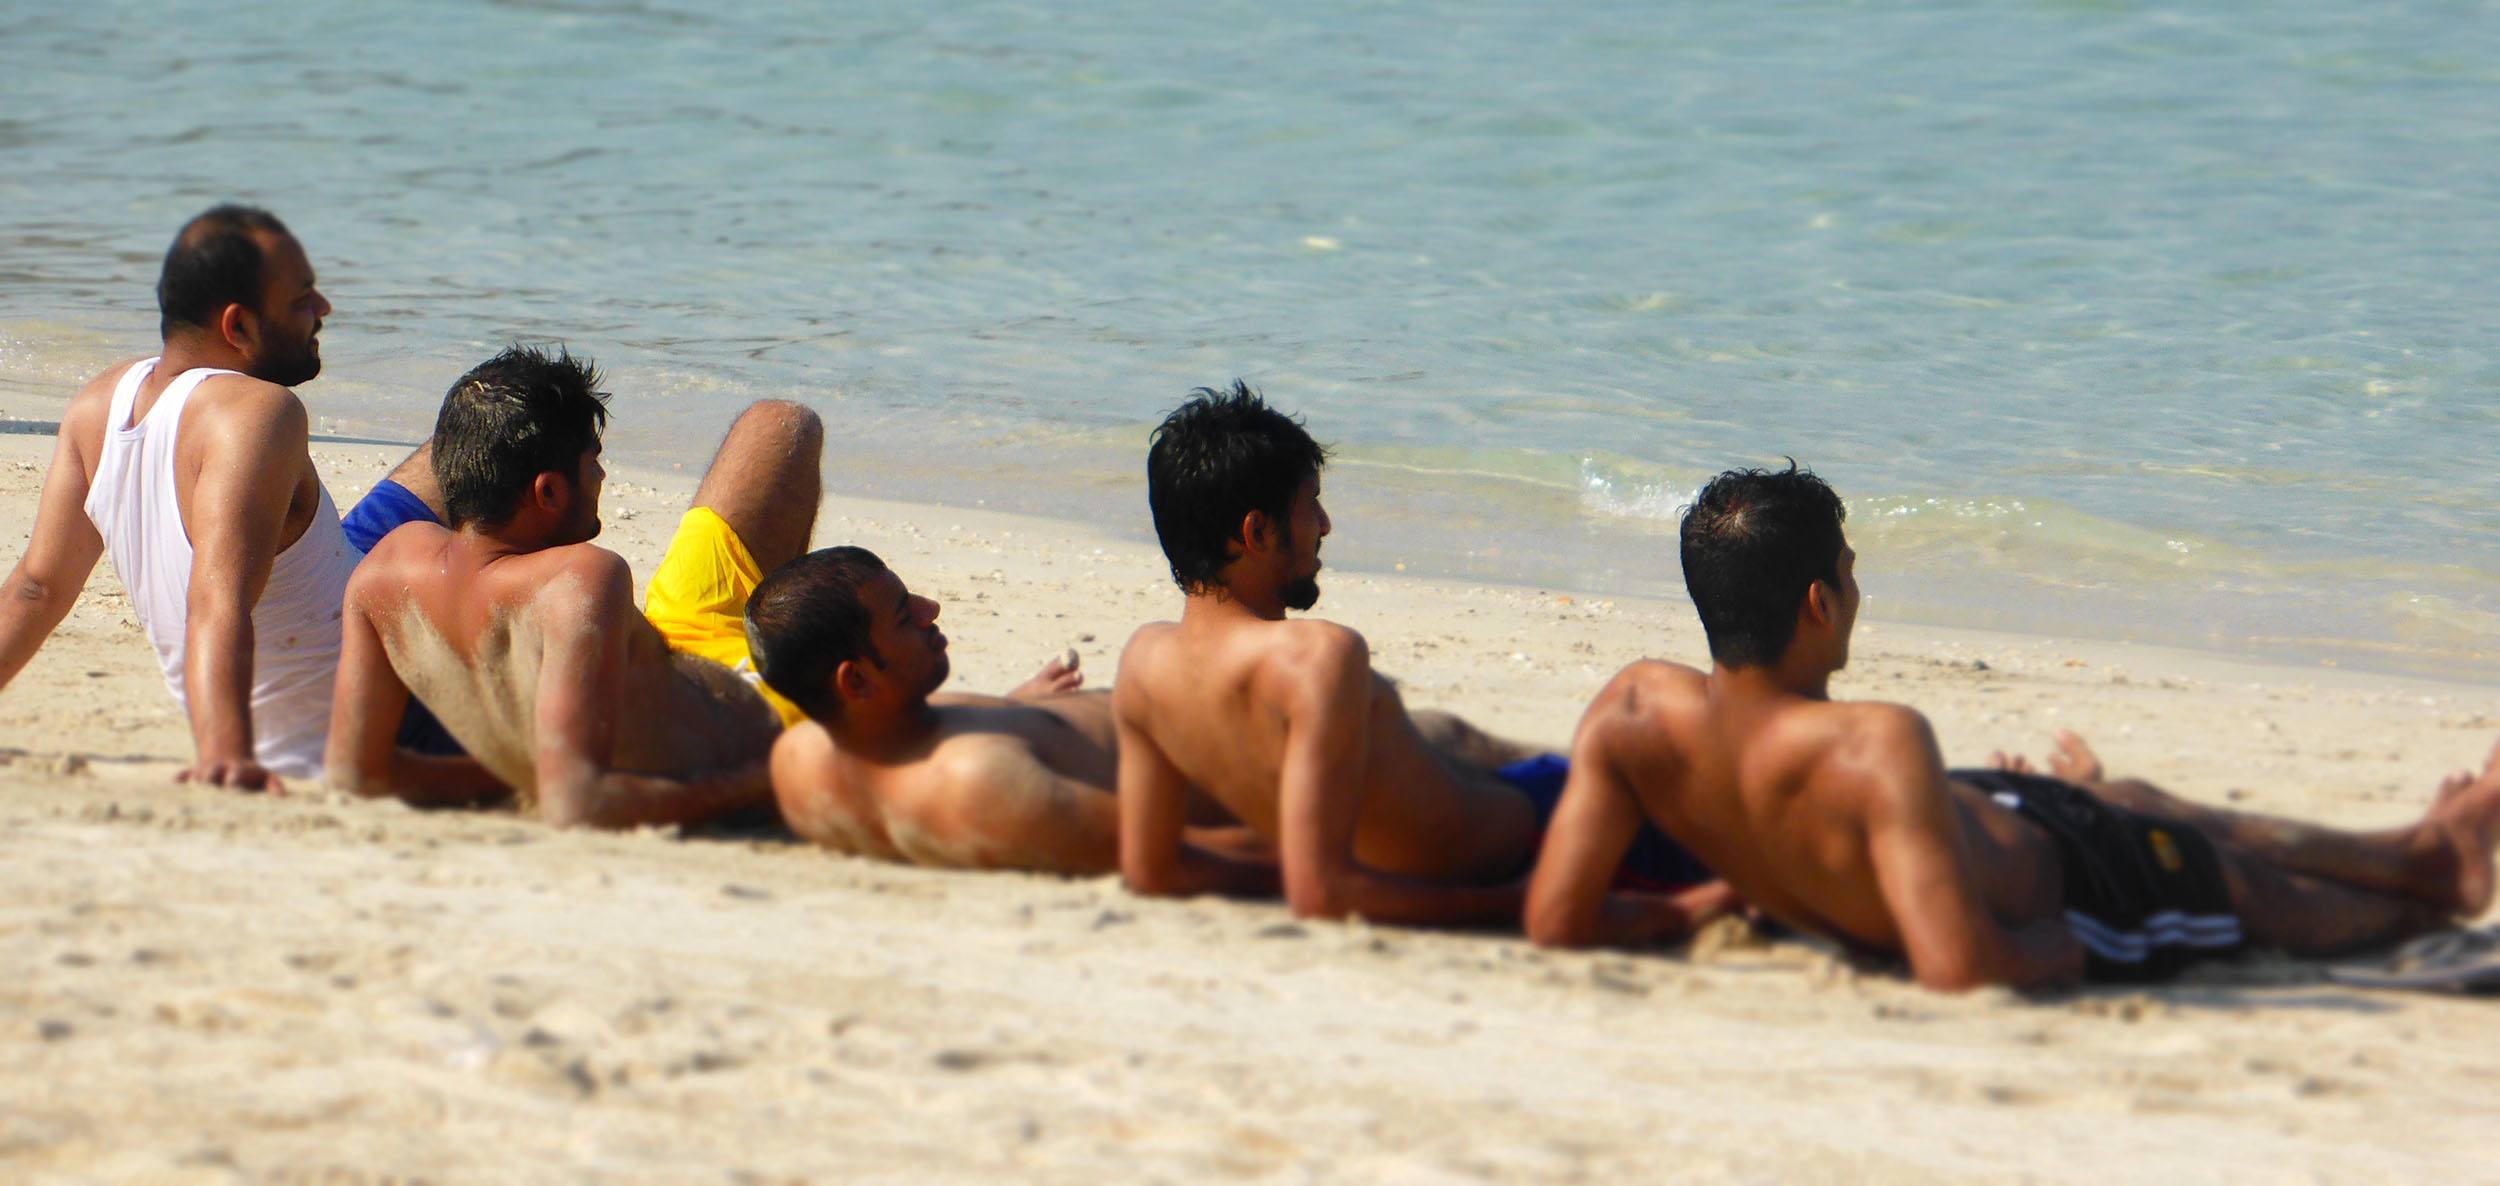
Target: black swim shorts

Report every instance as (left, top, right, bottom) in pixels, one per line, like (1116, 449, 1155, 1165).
(1954, 769, 2244, 982)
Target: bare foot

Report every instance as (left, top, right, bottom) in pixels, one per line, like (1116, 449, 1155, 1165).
(2045, 730, 2106, 783)
(1006, 649, 1083, 701)
(1989, 732, 2105, 782)
(2419, 739, 2500, 918)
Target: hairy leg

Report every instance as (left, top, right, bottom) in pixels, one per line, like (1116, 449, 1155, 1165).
(2086, 738, 2500, 917)
(2214, 843, 2444, 956)
(692, 400, 823, 574)
(1411, 708, 1544, 771)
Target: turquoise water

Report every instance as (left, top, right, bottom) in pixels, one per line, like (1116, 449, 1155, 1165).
(5, 1, 2498, 676)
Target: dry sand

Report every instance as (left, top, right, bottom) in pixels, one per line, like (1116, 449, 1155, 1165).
(5, 430, 2499, 1184)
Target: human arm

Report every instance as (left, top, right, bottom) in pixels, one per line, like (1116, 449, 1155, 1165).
(176, 384, 312, 790)
(0, 393, 109, 692)
(323, 575, 506, 807)
(1862, 712, 2085, 992)
(1270, 627, 1521, 926)
(1113, 644, 1280, 899)
(531, 556, 770, 829)
(1526, 691, 1739, 947)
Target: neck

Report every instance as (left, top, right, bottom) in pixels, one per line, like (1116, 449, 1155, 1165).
(1182, 578, 1286, 624)
(456, 522, 563, 560)
(156, 332, 251, 379)
(1710, 656, 1833, 702)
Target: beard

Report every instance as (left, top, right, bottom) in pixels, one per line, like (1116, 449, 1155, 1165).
(1282, 574, 1321, 612)
(254, 330, 322, 388)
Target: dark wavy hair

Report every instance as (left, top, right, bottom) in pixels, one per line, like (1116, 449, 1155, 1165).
(431, 345, 611, 529)
(1679, 462, 1848, 667)
(1146, 381, 1330, 594)
(744, 546, 891, 719)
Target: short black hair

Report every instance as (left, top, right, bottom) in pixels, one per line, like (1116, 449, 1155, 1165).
(431, 345, 611, 529)
(1146, 381, 1330, 593)
(1679, 463, 1849, 668)
(157, 205, 292, 339)
(744, 546, 891, 719)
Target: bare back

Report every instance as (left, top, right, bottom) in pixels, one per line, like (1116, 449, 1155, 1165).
(1594, 661, 2064, 954)
(353, 522, 778, 803)
(1118, 615, 1534, 880)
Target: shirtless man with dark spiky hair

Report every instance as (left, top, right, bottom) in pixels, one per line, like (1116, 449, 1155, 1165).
(1112, 383, 1724, 930)
(325, 344, 822, 829)
(1524, 463, 2500, 990)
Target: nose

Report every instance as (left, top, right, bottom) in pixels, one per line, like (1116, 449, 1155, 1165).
(314, 289, 333, 319)
(1317, 503, 1332, 538)
(912, 595, 941, 626)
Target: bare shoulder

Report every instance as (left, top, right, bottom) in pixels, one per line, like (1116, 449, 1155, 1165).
(770, 719, 841, 791)
(55, 359, 146, 450)
(1263, 617, 1368, 678)
(1579, 658, 1710, 753)
(1591, 658, 1707, 718)
(1817, 701, 1947, 808)
(1112, 620, 1180, 708)
(345, 520, 454, 603)
(186, 371, 309, 432)
(537, 544, 635, 604)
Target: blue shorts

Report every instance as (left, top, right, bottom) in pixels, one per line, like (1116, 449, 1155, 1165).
(1496, 754, 1713, 891)
(341, 477, 441, 553)
(340, 478, 463, 758)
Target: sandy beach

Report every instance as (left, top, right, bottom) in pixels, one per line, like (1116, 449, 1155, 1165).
(6, 429, 2498, 1185)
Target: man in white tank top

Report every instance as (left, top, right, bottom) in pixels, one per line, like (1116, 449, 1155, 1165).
(0, 206, 358, 790)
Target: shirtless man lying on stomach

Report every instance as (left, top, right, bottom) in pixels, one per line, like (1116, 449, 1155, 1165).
(744, 546, 1264, 873)
(325, 345, 822, 828)
(1523, 463, 2500, 990)
(1114, 384, 1724, 929)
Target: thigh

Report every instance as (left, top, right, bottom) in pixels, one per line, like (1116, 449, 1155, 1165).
(691, 400, 822, 574)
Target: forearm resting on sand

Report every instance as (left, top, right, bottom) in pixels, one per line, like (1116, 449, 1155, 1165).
(331, 751, 509, 809)
(1545, 880, 1744, 949)
(1131, 837, 1283, 900)
(1288, 861, 1525, 928)
(540, 763, 772, 830)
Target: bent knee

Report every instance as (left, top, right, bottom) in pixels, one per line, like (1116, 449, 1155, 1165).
(735, 399, 823, 447)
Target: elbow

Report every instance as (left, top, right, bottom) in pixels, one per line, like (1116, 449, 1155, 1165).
(1120, 849, 1184, 898)
(1911, 953, 1992, 994)
(536, 782, 600, 830)
(1283, 869, 1353, 921)
(325, 763, 387, 801)
(1523, 894, 1593, 950)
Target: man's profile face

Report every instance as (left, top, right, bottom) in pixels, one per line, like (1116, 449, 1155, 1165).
(245, 232, 329, 388)
(861, 568, 951, 701)
(1829, 542, 1861, 667)
(1278, 472, 1330, 612)
(556, 446, 606, 545)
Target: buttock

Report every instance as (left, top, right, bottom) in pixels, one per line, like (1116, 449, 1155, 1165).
(1956, 768, 2243, 982)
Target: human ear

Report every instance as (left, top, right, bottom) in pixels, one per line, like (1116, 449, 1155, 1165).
(531, 471, 570, 515)
(1803, 580, 1836, 626)
(834, 658, 873, 700)
(216, 303, 257, 353)
(1240, 509, 1277, 556)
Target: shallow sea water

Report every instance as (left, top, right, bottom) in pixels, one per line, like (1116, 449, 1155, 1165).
(4, 0, 2497, 676)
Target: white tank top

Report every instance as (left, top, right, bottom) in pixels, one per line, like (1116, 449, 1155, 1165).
(81, 358, 360, 779)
